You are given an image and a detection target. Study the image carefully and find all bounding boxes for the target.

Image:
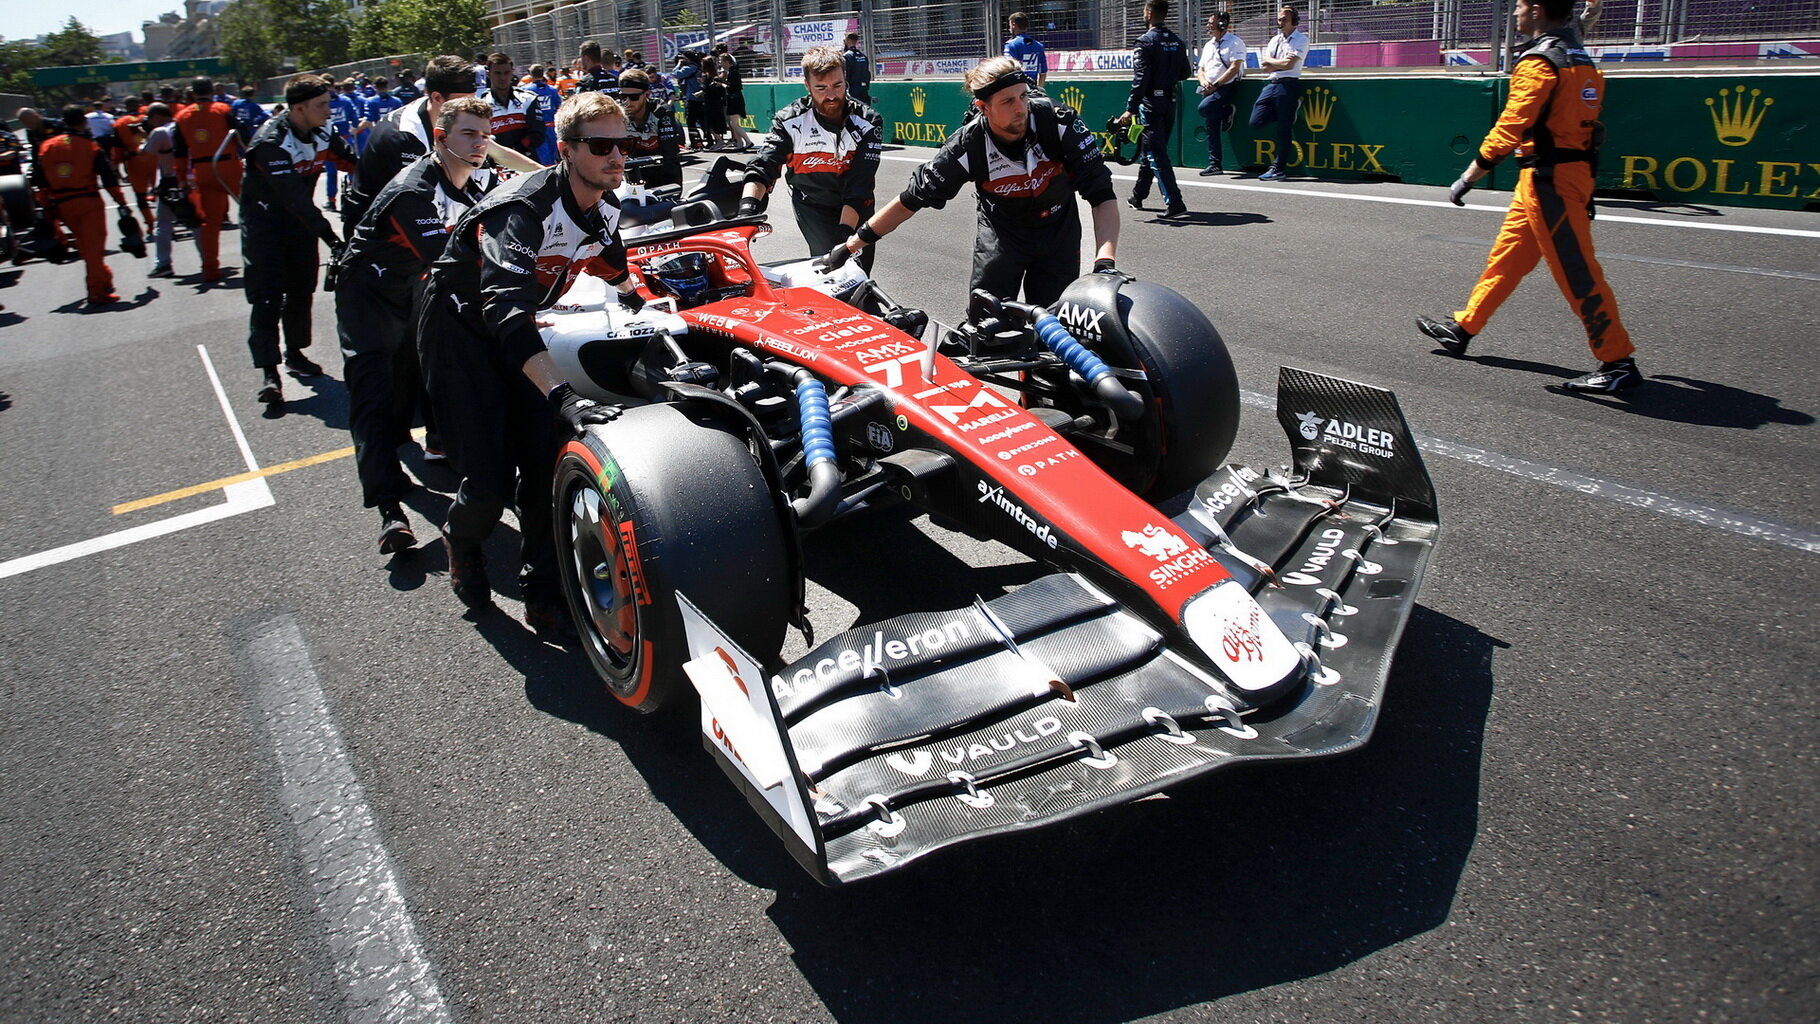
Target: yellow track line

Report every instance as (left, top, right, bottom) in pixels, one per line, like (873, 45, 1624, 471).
(113, 428, 426, 515)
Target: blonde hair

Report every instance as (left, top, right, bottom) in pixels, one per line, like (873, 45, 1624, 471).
(963, 56, 1023, 94)
(801, 45, 843, 78)
(435, 95, 493, 133)
(556, 90, 625, 138)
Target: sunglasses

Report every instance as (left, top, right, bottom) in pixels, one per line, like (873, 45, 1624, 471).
(617, 91, 646, 100)
(564, 135, 634, 156)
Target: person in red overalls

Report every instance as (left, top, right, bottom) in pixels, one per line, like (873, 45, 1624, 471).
(173, 76, 244, 282)
(32, 105, 133, 306)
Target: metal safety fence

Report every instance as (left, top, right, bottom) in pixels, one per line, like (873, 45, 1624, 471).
(491, 0, 1819, 76)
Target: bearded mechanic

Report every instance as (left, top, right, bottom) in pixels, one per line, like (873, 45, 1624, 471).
(829, 56, 1119, 307)
(418, 91, 641, 636)
(738, 45, 883, 273)
(336, 96, 498, 557)
(1416, 0, 1640, 393)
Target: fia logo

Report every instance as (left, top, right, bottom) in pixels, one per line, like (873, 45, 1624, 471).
(1707, 85, 1772, 147)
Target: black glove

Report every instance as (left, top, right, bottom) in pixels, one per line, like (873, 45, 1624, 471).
(815, 239, 855, 271)
(1093, 258, 1119, 275)
(549, 382, 623, 435)
(618, 288, 644, 313)
(736, 196, 761, 217)
(1448, 174, 1475, 207)
(322, 241, 346, 292)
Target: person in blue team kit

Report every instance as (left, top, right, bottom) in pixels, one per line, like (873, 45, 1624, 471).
(231, 84, 271, 143)
(525, 64, 562, 164)
(362, 77, 404, 155)
(1003, 12, 1049, 91)
(324, 80, 361, 210)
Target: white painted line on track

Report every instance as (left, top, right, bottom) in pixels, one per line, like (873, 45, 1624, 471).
(0, 346, 274, 580)
(249, 614, 452, 1024)
(879, 152, 1820, 238)
(1239, 389, 1820, 554)
(1423, 234, 1820, 280)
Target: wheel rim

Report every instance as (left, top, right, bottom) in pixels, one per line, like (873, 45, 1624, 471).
(566, 482, 639, 677)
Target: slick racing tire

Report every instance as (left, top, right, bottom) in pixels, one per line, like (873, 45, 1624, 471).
(554, 403, 793, 713)
(1038, 277, 1240, 499)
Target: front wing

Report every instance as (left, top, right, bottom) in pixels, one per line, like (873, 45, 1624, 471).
(679, 368, 1440, 884)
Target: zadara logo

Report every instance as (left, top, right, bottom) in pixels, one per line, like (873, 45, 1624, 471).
(1301, 86, 1337, 133)
(1708, 85, 1772, 147)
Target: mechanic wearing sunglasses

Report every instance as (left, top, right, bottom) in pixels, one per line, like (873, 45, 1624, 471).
(610, 68, 681, 188)
(738, 45, 883, 272)
(418, 90, 644, 638)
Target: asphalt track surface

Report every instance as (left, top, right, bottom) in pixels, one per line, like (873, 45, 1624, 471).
(2, 151, 1816, 1024)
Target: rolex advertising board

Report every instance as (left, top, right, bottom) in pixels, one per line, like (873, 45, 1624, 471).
(1599, 75, 1818, 211)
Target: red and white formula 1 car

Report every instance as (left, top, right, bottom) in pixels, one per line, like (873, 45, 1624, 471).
(541, 163, 1440, 884)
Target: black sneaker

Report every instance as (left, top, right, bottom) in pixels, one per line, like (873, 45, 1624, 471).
(442, 530, 492, 609)
(1561, 357, 1643, 394)
(1163, 203, 1189, 219)
(257, 369, 283, 404)
(284, 350, 324, 377)
(1198, 164, 1222, 176)
(1416, 315, 1474, 357)
(378, 505, 416, 555)
(525, 598, 578, 644)
(1126, 194, 1146, 211)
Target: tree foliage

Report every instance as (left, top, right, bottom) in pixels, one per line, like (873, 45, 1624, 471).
(351, 0, 490, 61)
(0, 17, 105, 102)
(219, 0, 282, 80)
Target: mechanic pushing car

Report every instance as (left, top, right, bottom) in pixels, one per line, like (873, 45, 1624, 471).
(737, 45, 883, 273)
(826, 56, 1119, 307)
(418, 90, 642, 637)
(335, 97, 498, 557)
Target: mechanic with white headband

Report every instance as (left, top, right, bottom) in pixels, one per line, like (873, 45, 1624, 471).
(823, 57, 1120, 307)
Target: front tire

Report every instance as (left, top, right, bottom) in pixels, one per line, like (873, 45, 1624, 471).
(554, 403, 793, 712)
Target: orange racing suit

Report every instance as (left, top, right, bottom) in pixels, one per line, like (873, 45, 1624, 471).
(174, 99, 245, 278)
(1454, 28, 1632, 363)
(32, 132, 129, 302)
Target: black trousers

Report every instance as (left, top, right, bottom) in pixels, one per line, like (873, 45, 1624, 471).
(417, 282, 560, 602)
(794, 197, 875, 274)
(971, 208, 1082, 308)
(1130, 102, 1182, 207)
(336, 270, 436, 508)
(243, 224, 318, 368)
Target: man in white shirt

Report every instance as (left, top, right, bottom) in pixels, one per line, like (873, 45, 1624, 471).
(1195, 12, 1245, 174)
(1248, 6, 1308, 181)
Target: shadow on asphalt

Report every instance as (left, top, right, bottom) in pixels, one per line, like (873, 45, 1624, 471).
(515, 503, 1502, 1022)
(279, 372, 352, 431)
(1550, 373, 1815, 429)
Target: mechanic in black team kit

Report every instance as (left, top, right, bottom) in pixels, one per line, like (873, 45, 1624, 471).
(1116, 0, 1192, 218)
(336, 97, 498, 557)
(419, 90, 641, 636)
(737, 45, 883, 273)
(614, 67, 682, 188)
(241, 74, 358, 406)
(828, 56, 1119, 307)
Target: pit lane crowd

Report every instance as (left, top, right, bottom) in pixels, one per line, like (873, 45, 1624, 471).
(1, 0, 1635, 638)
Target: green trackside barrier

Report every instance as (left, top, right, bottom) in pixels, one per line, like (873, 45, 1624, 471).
(1590, 74, 1819, 212)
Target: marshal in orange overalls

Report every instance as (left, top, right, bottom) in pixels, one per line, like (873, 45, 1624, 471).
(1453, 30, 1632, 363)
(32, 131, 130, 304)
(174, 99, 245, 281)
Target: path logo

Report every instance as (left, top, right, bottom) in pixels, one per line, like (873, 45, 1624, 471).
(1301, 86, 1337, 133)
(1059, 85, 1086, 112)
(911, 85, 927, 117)
(1707, 85, 1772, 146)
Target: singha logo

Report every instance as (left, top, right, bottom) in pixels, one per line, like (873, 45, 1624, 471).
(1707, 85, 1772, 147)
(1122, 523, 1188, 561)
(1059, 85, 1086, 112)
(910, 85, 927, 118)
(1296, 410, 1322, 440)
(1301, 86, 1336, 133)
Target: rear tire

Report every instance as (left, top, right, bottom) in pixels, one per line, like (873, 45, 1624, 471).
(554, 403, 793, 712)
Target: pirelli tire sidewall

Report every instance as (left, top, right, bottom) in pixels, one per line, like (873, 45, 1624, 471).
(553, 402, 793, 713)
